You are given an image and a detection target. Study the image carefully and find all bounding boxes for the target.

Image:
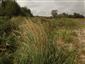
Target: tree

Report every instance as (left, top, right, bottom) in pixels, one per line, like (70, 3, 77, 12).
(73, 13, 84, 18)
(51, 10, 58, 18)
(0, 0, 33, 17)
(20, 7, 33, 17)
(58, 13, 69, 18)
(0, 0, 21, 16)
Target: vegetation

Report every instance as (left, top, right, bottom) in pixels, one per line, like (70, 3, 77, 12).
(51, 10, 85, 18)
(51, 10, 58, 18)
(0, 0, 33, 17)
(0, 16, 85, 64)
(20, 7, 33, 17)
(0, 0, 85, 64)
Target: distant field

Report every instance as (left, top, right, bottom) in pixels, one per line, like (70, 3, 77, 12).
(0, 16, 85, 64)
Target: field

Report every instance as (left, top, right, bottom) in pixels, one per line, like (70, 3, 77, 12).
(0, 16, 85, 64)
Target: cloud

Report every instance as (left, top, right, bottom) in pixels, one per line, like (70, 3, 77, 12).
(16, 0, 85, 16)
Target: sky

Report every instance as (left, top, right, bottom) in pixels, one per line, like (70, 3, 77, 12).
(16, 0, 85, 16)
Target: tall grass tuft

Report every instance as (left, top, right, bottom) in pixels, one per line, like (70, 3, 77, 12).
(10, 17, 77, 64)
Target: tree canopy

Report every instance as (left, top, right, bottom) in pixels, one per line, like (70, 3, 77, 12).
(0, 0, 33, 17)
(51, 10, 85, 18)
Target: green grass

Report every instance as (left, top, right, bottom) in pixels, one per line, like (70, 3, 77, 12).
(0, 16, 85, 64)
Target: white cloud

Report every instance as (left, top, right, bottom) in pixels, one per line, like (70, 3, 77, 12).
(16, 0, 85, 16)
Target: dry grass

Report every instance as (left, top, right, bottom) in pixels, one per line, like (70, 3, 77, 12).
(11, 17, 48, 64)
(10, 17, 78, 64)
(1, 16, 85, 64)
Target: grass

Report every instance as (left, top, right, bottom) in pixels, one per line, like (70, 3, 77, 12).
(0, 16, 85, 64)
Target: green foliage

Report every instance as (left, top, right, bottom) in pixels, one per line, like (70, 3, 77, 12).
(0, 17, 19, 64)
(0, 0, 33, 17)
(52, 18, 80, 29)
(73, 13, 84, 18)
(51, 10, 85, 18)
(20, 7, 33, 17)
(4, 0, 21, 16)
(54, 29, 78, 44)
(0, 0, 21, 16)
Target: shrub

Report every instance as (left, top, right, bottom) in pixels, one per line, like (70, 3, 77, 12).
(20, 7, 33, 17)
(0, 17, 19, 64)
(0, 0, 21, 16)
(0, 0, 33, 17)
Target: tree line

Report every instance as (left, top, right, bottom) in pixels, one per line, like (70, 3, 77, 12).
(51, 10, 85, 18)
(0, 0, 84, 18)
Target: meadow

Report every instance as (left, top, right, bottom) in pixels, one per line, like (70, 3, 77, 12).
(0, 16, 85, 64)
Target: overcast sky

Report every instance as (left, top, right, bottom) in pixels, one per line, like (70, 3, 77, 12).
(16, 0, 85, 16)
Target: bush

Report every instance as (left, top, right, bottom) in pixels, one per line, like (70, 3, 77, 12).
(73, 13, 84, 18)
(0, 0, 21, 16)
(20, 7, 33, 17)
(0, 17, 19, 64)
(0, 0, 33, 17)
